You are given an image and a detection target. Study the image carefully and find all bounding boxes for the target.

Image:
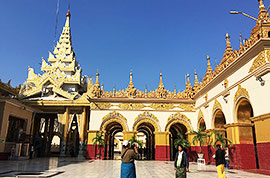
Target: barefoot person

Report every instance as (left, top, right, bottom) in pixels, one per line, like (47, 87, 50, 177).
(174, 144, 189, 178)
(121, 140, 139, 178)
(215, 144, 227, 178)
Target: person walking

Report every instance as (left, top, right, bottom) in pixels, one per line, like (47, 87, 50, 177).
(215, 144, 227, 178)
(174, 144, 189, 178)
(121, 140, 139, 178)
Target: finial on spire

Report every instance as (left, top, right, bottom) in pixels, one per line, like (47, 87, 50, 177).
(223, 33, 233, 58)
(206, 55, 213, 73)
(158, 73, 164, 88)
(65, 10, 71, 27)
(129, 72, 134, 86)
(194, 71, 199, 89)
(95, 72, 100, 84)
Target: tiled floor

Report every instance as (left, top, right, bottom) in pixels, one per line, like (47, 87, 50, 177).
(0, 157, 269, 178)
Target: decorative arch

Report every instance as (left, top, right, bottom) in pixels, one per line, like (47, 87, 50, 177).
(100, 111, 129, 132)
(212, 99, 223, 114)
(165, 112, 193, 132)
(198, 117, 206, 130)
(234, 84, 250, 104)
(197, 109, 206, 130)
(197, 109, 204, 121)
(133, 111, 160, 132)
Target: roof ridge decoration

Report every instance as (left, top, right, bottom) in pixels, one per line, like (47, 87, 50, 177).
(20, 11, 84, 100)
(92, 73, 192, 99)
(194, 1, 270, 95)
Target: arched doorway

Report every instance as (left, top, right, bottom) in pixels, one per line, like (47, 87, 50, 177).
(136, 122, 156, 160)
(169, 123, 188, 161)
(236, 98, 259, 169)
(104, 122, 123, 160)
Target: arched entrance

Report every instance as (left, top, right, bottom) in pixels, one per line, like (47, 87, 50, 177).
(104, 122, 123, 160)
(135, 122, 156, 160)
(100, 112, 128, 160)
(236, 98, 259, 168)
(169, 123, 188, 161)
(165, 113, 192, 161)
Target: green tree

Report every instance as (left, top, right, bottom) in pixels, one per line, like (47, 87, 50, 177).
(212, 131, 232, 148)
(174, 132, 190, 149)
(190, 127, 207, 153)
(129, 134, 143, 148)
(92, 132, 105, 158)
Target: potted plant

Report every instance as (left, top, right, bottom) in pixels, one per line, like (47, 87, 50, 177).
(92, 132, 105, 159)
(190, 126, 207, 159)
(174, 132, 190, 149)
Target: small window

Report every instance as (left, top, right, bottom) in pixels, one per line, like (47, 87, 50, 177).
(268, 31, 270, 38)
(257, 34, 260, 40)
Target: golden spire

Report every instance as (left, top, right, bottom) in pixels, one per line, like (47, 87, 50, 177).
(257, 0, 270, 24)
(223, 33, 233, 58)
(206, 55, 212, 73)
(185, 74, 192, 91)
(95, 72, 100, 85)
(158, 73, 164, 89)
(129, 72, 134, 87)
(193, 72, 199, 89)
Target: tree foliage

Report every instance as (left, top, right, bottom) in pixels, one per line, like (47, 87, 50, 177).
(174, 132, 190, 149)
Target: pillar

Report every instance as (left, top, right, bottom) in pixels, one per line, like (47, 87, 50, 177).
(78, 107, 87, 158)
(87, 130, 102, 159)
(225, 123, 256, 169)
(123, 131, 137, 141)
(155, 132, 170, 161)
(60, 107, 69, 156)
(251, 114, 270, 170)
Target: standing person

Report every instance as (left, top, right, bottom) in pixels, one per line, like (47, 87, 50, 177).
(121, 140, 139, 178)
(174, 144, 189, 178)
(215, 144, 226, 178)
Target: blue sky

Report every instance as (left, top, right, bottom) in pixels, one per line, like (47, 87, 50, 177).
(0, 0, 265, 92)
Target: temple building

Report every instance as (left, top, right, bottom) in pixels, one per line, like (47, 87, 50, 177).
(1, 0, 270, 171)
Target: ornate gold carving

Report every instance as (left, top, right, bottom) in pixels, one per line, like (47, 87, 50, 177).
(249, 50, 267, 72)
(133, 111, 160, 131)
(212, 99, 222, 113)
(149, 103, 175, 110)
(135, 111, 159, 122)
(165, 112, 192, 132)
(234, 84, 250, 103)
(101, 111, 129, 131)
(205, 93, 208, 102)
(177, 104, 195, 111)
(118, 103, 145, 110)
(19, 12, 83, 100)
(224, 79, 228, 88)
(90, 102, 112, 110)
(198, 109, 204, 120)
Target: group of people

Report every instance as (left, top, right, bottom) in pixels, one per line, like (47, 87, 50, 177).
(120, 141, 227, 178)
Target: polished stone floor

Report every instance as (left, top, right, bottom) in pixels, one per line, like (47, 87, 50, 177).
(0, 157, 269, 178)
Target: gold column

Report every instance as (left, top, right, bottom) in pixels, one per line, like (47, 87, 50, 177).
(79, 107, 87, 143)
(155, 132, 170, 146)
(123, 131, 137, 141)
(63, 107, 70, 142)
(87, 130, 100, 145)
